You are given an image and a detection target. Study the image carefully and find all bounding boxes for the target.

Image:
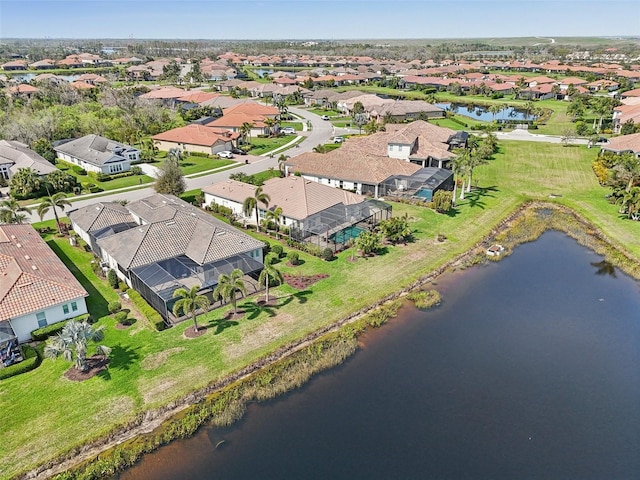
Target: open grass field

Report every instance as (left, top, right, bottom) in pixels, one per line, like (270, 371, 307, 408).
(1, 141, 640, 479)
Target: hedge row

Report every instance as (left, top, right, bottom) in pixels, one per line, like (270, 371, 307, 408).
(126, 289, 166, 331)
(31, 313, 91, 341)
(0, 345, 41, 381)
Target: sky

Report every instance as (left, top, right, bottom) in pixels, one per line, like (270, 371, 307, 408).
(0, 0, 638, 40)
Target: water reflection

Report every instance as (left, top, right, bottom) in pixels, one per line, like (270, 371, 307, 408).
(590, 260, 617, 277)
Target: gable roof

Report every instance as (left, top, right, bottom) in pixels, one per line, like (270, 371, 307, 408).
(203, 176, 367, 220)
(0, 225, 87, 321)
(602, 132, 640, 154)
(53, 135, 138, 166)
(151, 124, 238, 147)
(0, 140, 57, 175)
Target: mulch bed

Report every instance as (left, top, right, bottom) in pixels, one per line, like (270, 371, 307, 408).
(184, 326, 207, 338)
(115, 323, 130, 330)
(64, 356, 109, 382)
(283, 273, 329, 289)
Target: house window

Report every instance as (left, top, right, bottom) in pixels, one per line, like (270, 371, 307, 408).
(36, 312, 47, 328)
(71, 301, 78, 312)
(63, 304, 69, 314)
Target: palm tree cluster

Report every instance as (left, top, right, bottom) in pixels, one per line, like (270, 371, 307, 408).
(450, 133, 498, 204)
(44, 320, 111, 372)
(213, 268, 247, 316)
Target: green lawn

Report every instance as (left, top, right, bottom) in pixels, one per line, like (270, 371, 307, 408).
(56, 162, 154, 192)
(179, 156, 235, 175)
(247, 136, 296, 155)
(279, 121, 304, 131)
(2, 141, 640, 479)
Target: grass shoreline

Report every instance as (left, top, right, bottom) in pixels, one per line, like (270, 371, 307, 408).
(31, 201, 640, 480)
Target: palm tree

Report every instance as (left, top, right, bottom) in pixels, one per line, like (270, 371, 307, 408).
(264, 117, 276, 137)
(265, 206, 283, 238)
(489, 104, 502, 122)
(277, 154, 289, 176)
(613, 152, 640, 193)
(450, 149, 470, 204)
(44, 320, 111, 372)
(167, 147, 183, 166)
(213, 268, 247, 316)
(0, 197, 32, 224)
(240, 122, 254, 145)
(258, 254, 283, 303)
(37, 191, 71, 234)
(172, 285, 210, 332)
(9, 167, 42, 198)
(243, 186, 271, 232)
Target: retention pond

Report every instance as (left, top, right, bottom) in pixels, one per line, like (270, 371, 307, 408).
(116, 231, 640, 480)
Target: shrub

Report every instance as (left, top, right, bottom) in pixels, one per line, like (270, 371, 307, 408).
(262, 240, 271, 256)
(287, 251, 300, 265)
(0, 345, 41, 380)
(118, 281, 128, 292)
(107, 269, 119, 289)
(130, 166, 142, 175)
(432, 190, 453, 213)
(189, 151, 211, 158)
(114, 311, 128, 323)
(71, 165, 86, 175)
(31, 314, 90, 341)
(321, 247, 334, 261)
(126, 289, 165, 331)
(88, 171, 111, 182)
(271, 244, 283, 258)
(406, 289, 441, 309)
(108, 301, 122, 314)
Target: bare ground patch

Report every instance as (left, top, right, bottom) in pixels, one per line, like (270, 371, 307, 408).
(141, 365, 208, 406)
(141, 347, 185, 371)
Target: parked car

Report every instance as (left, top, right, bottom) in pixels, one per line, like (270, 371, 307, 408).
(231, 147, 247, 155)
(281, 127, 296, 135)
(333, 136, 345, 144)
(218, 151, 234, 159)
(321, 115, 330, 120)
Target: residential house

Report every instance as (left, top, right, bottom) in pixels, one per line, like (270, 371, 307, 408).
(1, 60, 27, 71)
(285, 120, 462, 197)
(151, 124, 239, 155)
(0, 140, 57, 181)
(205, 102, 280, 137)
(28, 59, 56, 70)
(68, 194, 264, 322)
(601, 132, 640, 157)
(6, 84, 39, 97)
(202, 176, 391, 252)
(54, 135, 140, 174)
(368, 100, 445, 122)
(0, 224, 88, 344)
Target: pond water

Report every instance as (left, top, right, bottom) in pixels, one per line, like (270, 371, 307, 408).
(436, 103, 534, 122)
(117, 231, 640, 480)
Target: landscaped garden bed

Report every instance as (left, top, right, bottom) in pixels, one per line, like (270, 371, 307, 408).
(283, 273, 329, 289)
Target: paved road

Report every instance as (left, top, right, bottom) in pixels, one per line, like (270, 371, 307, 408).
(28, 106, 334, 223)
(495, 128, 589, 145)
(28, 109, 587, 223)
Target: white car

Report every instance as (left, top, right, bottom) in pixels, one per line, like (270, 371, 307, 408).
(321, 115, 330, 120)
(218, 151, 234, 159)
(333, 136, 345, 144)
(281, 127, 296, 135)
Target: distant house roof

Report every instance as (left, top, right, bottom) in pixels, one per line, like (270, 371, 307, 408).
(177, 91, 221, 104)
(203, 176, 368, 220)
(602, 132, 640, 155)
(0, 225, 87, 321)
(0, 140, 57, 176)
(70, 194, 264, 270)
(7, 84, 39, 95)
(222, 102, 279, 117)
(139, 87, 190, 100)
(152, 124, 239, 147)
(53, 135, 139, 167)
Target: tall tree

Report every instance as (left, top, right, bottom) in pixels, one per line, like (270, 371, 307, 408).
(242, 186, 270, 232)
(44, 320, 111, 372)
(37, 191, 71, 234)
(258, 253, 284, 303)
(613, 152, 640, 193)
(450, 149, 470, 203)
(277, 154, 289, 176)
(9, 167, 42, 199)
(240, 122, 253, 144)
(213, 268, 247, 316)
(172, 285, 210, 332)
(265, 206, 283, 238)
(0, 197, 32, 224)
(154, 157, 186, 196)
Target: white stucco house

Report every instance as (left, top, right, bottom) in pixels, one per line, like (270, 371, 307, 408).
(0, 225, 88, 344)
(54, 135, 140, 174)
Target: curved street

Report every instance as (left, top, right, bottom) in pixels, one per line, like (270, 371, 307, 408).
(27, 107, 583, 223)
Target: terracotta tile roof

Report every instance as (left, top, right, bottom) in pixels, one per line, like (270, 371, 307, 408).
(0, 225, 87, 321)
(602, 132, 640, 154)
(206, 113, 267, 129)
(621, 88, 640, 98)
(222, 102, 279, 117)
(7, 84, 39, 94)
(203, 176, 367, 221)
(177, 91, 221, 103)
(139, 87, 190, 100)
(70, 81, 95, 90)
(152, 124, 237, 147)
(288, 150, 420, 184)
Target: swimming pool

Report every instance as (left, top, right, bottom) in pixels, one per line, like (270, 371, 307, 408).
(330, 225, 367, 244)
(413, 188, 432, 201)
